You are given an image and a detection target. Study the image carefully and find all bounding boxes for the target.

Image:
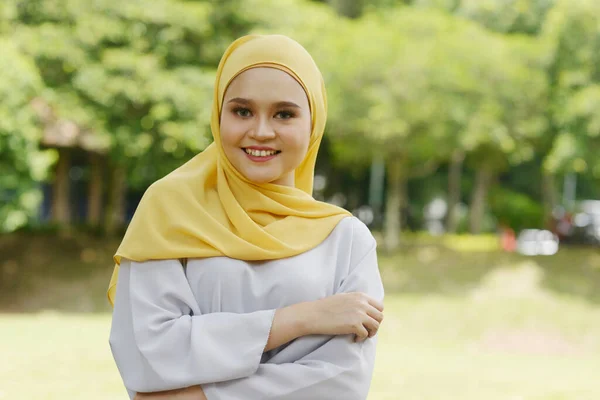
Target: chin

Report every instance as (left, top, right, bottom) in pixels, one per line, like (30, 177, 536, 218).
(243, 172, 280, 185)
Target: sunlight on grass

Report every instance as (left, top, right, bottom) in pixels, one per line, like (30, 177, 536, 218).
(3, 286, 600, 399)
(0, 312, 123, 400)
(2, 233, 599, 399)
(442, 234, 501, 252)
(371, 293, 600, 400)
(400, 232, 501, 253)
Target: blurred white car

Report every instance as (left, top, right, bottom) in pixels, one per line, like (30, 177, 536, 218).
(516, 229, 559, 256)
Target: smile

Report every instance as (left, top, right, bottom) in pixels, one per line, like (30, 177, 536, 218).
(243, 148, 281, 157)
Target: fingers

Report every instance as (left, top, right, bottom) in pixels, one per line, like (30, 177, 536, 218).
(363, 316, 380, 338)
(354, 315, 381, 342)
(367, 297, 384, 312)
(356, 293, 384, 341)
(353, 323, 369, 342)
(366, 305, 384, 324)
(357, 293, 384, 324)
(350, 292, 384, 312)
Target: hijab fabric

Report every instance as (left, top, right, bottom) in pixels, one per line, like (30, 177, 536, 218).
(107, 35, 350, 306)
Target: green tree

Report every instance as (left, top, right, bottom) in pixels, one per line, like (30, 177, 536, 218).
(0, 39, 55, 232)
(463, 36, 547, 233)
(323, 9, 504, 247)
(542, 0, 600, 189)
(455, 0, 556, 35)
(7, 0, 253, 233)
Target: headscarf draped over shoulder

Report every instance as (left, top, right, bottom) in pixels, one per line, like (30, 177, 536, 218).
(107, 34, 350, 306)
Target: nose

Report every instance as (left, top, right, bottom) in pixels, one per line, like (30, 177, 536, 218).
(248, 115, 276, 141)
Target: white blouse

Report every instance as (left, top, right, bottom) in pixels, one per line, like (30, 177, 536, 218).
(109, 216, 384, 400)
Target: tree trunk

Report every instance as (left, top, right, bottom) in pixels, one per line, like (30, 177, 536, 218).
(384, 157, 406, 251)
(541, 171, 558, 228)
(87, 153, 104, 227)
(104, 164, 126, 236)
(469, 166, 493, 234)
(368, 156, 385, 229)
(51, 147, 71, 225)
(446, 149, 464, 233)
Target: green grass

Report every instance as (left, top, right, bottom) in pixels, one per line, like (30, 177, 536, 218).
(2, 232, 600, 399)
(370, 294, 600, 400)
(2, 290, 600, 399)
(0, 313, 124, 400)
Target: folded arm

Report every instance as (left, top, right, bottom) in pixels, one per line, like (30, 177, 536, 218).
(109, 259, 276, 397)
(202, 242, 384, 400)
(111, 219, 384, 400)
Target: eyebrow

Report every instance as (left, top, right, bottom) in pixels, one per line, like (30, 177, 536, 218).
(226, 97, 301, 109)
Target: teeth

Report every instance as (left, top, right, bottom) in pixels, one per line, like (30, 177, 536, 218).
(245, 148, 277, 157)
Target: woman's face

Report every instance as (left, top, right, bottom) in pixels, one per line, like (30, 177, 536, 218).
(220, 67, 311, 187)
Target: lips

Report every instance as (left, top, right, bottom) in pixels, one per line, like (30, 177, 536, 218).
(243, 148, 280, 157)
(242, 147, 280, 162)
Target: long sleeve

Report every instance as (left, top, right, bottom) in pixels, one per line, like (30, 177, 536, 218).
(109, 258, 275, 396)
(203, 221, 384, 400)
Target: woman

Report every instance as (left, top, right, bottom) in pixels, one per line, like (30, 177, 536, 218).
(109, 34, 384, 400)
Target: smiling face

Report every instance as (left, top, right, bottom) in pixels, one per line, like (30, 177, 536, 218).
(219, 67, 312, 187)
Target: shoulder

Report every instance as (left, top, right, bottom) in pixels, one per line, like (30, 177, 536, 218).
(135, 175, 182, 211)
(122, 258, 185, 269)
(333, 216, 377, 262)
(144, 175, 178, 197)
(335, 216, 376, 244)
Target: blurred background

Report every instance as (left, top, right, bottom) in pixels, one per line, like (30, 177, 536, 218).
(1, 0, 600, 399)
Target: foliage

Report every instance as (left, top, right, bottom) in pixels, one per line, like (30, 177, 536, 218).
(5, 0, 253, 190)
(488, 186, 544, 232)
(1, 0, 600, 234)
(0, 39, 55, 232)
(542, 0, 600, 179)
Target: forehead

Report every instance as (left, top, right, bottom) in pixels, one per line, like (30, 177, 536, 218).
(224, 67, 308, 105)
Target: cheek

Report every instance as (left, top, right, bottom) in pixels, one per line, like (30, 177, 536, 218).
(219, 118, 242, 149)
(282, 125, 311, 158)
(297, 119, 312, 153)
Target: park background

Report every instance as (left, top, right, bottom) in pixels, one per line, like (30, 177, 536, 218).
(1, 0, 600, 399)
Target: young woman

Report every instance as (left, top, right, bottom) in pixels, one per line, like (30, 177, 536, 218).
(108, 34, 384, 400)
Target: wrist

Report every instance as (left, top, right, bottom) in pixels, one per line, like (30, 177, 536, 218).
(287, 300, 316, 336)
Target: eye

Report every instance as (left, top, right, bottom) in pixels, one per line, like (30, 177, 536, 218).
(275, 110, 296, 120)
(233, 107, 252, 118)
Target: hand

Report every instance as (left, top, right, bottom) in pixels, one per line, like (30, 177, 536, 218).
(306, 292, 384, 342)
(134, 385, 207, 400)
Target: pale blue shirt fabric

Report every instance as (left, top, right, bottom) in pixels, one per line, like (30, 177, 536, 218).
(109, 216, 384, 400)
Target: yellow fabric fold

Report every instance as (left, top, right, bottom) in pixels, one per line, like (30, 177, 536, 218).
(107, 34, 351, 306)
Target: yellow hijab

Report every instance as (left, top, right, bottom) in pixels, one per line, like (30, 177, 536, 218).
(107, 34, 351, 306)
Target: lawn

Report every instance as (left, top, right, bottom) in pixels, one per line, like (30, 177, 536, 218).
(2, 232, 600, 399)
